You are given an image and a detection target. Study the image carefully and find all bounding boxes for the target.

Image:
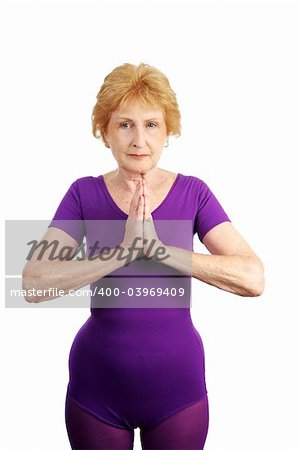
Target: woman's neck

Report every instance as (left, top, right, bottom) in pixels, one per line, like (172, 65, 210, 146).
(110, 167, 164, 192)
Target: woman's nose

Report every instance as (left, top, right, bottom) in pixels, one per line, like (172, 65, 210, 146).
(132, 126, 146, 148)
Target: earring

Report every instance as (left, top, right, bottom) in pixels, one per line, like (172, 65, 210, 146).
(105, 143, 110, 148)
(164, 139, 169, 148)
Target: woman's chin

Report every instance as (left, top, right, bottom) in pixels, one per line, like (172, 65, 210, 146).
(124, 162, 155, 173)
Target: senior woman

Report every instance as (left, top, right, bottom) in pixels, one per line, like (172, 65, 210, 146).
(22, 63, 264, 450)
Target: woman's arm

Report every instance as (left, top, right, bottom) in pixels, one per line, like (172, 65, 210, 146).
(157, 222, 265, 297)
(22, 227, 132, 303)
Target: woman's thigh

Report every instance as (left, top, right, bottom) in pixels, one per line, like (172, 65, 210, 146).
(65, 393, 134, 450)
(140, 394, 209, 450)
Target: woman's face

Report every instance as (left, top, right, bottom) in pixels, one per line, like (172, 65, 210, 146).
(104, 100, 168, 175)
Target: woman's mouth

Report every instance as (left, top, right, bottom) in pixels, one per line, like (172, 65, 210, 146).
(128, 154, 149, 158)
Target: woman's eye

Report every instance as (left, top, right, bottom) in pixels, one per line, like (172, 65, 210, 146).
(147, 122, 158, 128)
(120, 122, 130, 128)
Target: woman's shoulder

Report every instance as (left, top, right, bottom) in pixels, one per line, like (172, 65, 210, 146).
(161, 169, 205, 185)
(70, 175, 100, 187)
(176, 171, 207, 188)
(64, 176, 101, 200)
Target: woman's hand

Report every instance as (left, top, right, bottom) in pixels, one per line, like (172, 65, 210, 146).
(120, 178, 166, 261)
(141, 178, 165, 260)
(120, 180, 144, 258)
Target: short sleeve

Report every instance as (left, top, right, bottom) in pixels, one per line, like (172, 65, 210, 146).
(48, 180, 85, 245)
(194, 180, 231, 243)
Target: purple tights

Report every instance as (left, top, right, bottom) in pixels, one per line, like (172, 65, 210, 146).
(65, 393, 209, 450)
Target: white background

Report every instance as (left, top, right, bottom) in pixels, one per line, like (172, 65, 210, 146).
(1, 0, 299, 449)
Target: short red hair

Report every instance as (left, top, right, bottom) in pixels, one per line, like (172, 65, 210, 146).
(91, 62, 181, 145)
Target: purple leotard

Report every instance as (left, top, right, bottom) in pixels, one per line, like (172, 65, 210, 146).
(49, 173, 231, 432)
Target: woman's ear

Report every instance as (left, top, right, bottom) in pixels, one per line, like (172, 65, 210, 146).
(102, 130, 110, 148)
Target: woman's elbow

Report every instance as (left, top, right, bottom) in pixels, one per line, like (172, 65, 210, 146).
(22, 265, 40, 302)
(22, 275, 35, 302)
(248, 257, 265, 297)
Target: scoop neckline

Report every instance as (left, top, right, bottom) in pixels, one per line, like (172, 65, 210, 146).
(98, 172, 182, 218)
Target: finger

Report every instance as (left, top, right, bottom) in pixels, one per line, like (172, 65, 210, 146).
(140, 180, 145, 220)
(134, 184, 144, 219)
(143, 180, 152, 221)
(132, 184, 141, 214)
(142, 180, 149, 220)
(129, 181, 142, 215)
(136, 190, 144, 221)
